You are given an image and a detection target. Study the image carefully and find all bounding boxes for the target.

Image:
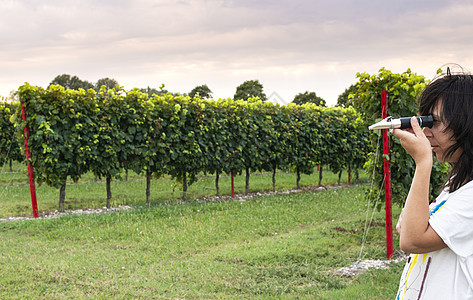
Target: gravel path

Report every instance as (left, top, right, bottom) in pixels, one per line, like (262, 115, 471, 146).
(0, 205, 133, 223)
(332, 256, 407, 277)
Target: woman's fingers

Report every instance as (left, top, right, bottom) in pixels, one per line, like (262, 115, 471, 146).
(392, 116, 433, 164)
(392, 127, 413, 140)
(410, 116, 425, 137)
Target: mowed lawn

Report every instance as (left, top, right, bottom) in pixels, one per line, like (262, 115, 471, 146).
(0, 182, 404, 299)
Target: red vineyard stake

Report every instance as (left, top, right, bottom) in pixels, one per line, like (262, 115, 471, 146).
(231, 172, 235, 199)
(381, 91, 393, 259)
(20, 101, 39, 218)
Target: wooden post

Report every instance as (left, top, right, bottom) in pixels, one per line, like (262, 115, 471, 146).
(20, 101, 39, 218)
(381, 91, 393, 259)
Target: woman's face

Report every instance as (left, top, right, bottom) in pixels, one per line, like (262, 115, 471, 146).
(423, 100, 462, 163)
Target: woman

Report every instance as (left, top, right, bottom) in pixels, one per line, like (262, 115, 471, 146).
(393, 71, 473, 299)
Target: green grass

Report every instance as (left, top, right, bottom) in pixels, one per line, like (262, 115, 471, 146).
(0, 162, 404, 298)
(0, 185, 403, 299)
(0, 161, 368, 218)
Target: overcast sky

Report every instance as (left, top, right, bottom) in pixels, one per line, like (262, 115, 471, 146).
(1, 0, 473, 105)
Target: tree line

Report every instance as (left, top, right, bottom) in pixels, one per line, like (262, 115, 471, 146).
(46, 74, 327, 105)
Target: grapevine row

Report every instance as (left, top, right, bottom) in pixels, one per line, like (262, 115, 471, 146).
(6, 84, 370, 211)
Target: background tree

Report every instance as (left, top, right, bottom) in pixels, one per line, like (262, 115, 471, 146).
(95, 77, 119, 92)
(336, 84, 357, 107)
(189, 84, 212, 99)
(8, 90, 19, 102)
(234, 80, 267, 101)
(292, 91, 326, 106)
(140, 84, 169, 97)
(49, 74, 94, 90)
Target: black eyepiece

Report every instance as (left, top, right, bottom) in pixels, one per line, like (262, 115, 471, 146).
(399, 115, 433, 129)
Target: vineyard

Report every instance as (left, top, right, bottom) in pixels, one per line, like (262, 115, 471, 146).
(0, 68, 452, 298)
(0, 84, 370, 211)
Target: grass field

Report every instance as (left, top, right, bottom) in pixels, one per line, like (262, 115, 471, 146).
(1, 162, 367, 218)
(0, 163, 404, 299)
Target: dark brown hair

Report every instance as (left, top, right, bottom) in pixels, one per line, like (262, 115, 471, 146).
(419, 72, 473, 192)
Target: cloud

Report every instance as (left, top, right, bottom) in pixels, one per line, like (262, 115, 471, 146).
(2, 0, 473, 104)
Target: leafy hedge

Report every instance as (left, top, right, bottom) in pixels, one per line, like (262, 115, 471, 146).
(351, 68, 449, 206)
(11, 83, 370, 211)
(0, 102, 22, 170)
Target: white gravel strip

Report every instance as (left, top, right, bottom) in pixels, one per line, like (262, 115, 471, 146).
(0, 205, 132, 222)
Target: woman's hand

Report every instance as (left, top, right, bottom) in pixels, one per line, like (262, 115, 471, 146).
(392, 117, 432, 166)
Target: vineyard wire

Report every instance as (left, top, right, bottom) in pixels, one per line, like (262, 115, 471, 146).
(356, 131, 384, 265)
